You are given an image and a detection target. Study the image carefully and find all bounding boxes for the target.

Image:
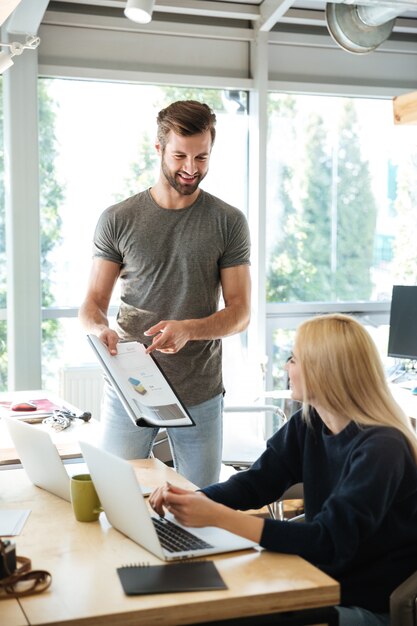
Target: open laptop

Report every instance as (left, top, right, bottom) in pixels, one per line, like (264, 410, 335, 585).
(79, 440, 258, 562)
(3, 417, 83, 501)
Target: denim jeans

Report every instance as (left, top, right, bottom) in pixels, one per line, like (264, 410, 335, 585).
(99, 382, 223, 488)
(336, 606, 390, 626)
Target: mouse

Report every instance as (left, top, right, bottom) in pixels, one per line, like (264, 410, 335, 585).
(11, 401, 37, 411)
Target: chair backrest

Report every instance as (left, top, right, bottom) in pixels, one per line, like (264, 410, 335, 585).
(390, 570, 417, 626)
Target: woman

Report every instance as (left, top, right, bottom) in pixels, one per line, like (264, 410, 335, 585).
(150, 314, 417, 626)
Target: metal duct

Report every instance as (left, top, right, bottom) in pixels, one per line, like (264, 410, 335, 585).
(325, 2, 403, 54)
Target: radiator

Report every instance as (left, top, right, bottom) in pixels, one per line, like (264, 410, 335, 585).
(59, 365, 104, 421)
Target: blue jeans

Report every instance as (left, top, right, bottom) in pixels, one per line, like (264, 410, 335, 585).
(99, 382, 223, 488)
(336, 606, 390, 626)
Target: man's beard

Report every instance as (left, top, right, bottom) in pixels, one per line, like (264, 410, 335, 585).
(161, 158, 206, 196)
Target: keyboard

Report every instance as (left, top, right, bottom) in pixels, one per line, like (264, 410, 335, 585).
(152, 516, 213, 553)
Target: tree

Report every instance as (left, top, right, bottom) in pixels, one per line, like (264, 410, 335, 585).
(267, 99, 377, 304)
(0, 79, 7, 388)
(297, 112, 333, 300)
(114, 132, 158, 201)
(392, 147, 417, 283)
(333, 101, 377, 299)
(39, 79, 65, 378)
(158, 87, 225, 112)
(0, 78, 64, 390)
(266, 95, 318, 302)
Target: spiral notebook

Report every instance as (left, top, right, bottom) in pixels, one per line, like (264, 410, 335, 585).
(117, 561, 227, 595)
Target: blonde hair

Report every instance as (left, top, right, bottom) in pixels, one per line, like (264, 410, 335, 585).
(295, 313, 417, 463)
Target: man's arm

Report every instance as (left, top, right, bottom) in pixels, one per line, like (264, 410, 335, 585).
(145, 264, 251, 354)
(78, 258, 121, 354)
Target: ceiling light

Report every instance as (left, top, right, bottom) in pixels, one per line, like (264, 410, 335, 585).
(124, 0, 155, 24)
(0, 34, 40, 73)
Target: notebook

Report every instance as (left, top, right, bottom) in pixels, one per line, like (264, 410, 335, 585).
(79, 440, 258, 562)
(117, 561, 227, 595)
(3, 417, 153, 502)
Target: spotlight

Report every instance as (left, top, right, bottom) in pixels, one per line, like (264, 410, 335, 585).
(0, 35, 41, 73)
(124, 0, 155, 24)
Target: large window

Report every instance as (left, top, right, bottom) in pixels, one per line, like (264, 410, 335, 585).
(0, 77, 6, 390)
(39, 80, 249, 392)
(266, 93, 417, 389)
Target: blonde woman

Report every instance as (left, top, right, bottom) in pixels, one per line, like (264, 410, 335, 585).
(151, 314, 417, 626)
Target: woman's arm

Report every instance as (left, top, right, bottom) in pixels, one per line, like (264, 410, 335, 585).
(149, 483, 264, 544)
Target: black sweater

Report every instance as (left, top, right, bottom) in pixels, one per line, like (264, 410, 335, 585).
(203, 409, 417, 612)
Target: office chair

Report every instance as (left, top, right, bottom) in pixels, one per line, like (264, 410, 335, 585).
(222, 403, 304, 520)
(390, 570, 417, 626)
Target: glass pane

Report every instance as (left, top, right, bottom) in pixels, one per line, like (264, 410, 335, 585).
(266, 94, 417, 304)
(39, 79, 248, 385)
(0, 77, 6, 391)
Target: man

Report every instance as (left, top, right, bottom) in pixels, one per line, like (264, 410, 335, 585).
(79, 100, 251, 487)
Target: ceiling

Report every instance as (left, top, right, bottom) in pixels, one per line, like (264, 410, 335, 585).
(2, 0, 417, 51)
(47, 0, 417, 31)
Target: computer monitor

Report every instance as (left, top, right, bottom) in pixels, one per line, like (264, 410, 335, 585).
(387, 285, 417, 361)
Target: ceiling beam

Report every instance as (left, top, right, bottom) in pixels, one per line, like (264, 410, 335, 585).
(6, 0, 49, 34)
(258, 0, 293, 32)
(50, 0, 261, 21)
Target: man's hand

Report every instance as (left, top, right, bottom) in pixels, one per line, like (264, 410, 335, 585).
(98, 328, 120, 355)
(144, 320, 191, 354)
(149, 483, 219, 527)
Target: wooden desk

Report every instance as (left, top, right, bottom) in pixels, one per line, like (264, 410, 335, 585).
(1, 460, 339, 626)
(1, 600, 28, 626)
(0, 417, 101, 467)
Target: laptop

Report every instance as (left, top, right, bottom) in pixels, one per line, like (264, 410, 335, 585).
(3, 417, 154, 502)
(79, 440, 258, 562)
(3, 417, 84, 501)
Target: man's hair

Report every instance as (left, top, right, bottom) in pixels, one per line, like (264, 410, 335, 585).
(156, 100, 216, 150)
(294, 313, 417, 462)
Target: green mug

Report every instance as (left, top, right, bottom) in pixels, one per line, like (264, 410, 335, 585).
(70, 474, 102, 522)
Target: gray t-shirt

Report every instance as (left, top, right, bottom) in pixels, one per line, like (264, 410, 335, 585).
(93, 188, 251, 405)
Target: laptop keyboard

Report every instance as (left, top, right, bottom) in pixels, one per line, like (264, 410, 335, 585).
(152, 516, 213, 553)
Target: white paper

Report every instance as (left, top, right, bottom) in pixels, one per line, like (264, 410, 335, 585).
(0, 509, 31, 535)
(87, 335, 195, 428)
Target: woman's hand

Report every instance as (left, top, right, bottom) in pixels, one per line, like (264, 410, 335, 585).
(149, 483, 220, 527)
(149, 482, 265, 544)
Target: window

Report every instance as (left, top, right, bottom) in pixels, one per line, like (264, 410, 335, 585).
(0, 77, 6, 390)
(266, 93, 417, 389)
(39, 79, 249, 392)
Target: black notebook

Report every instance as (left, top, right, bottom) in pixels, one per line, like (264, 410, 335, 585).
(117, 561, 227, 595)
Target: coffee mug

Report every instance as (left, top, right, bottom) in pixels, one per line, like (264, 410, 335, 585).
(70, 474, 102, 522)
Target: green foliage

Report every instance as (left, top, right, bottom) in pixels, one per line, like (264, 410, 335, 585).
(392, 147, 417, 283)
(333, 101, 376, 299)
(114, 132, 158, 200)
(267, 98, 377, 303)
(0, 78, 64, 389)
(38, 79, 64, 377)
(157, 87, 226, 112)
(0, 79, 7, 384)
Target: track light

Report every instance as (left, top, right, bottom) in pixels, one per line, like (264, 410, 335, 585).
(124, 0, 155, 24)
(0, 35, 41, 73)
